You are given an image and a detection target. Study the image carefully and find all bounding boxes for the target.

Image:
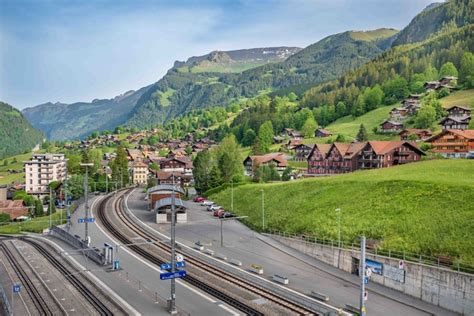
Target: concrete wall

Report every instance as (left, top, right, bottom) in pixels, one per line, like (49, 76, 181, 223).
(271, 234, 474, 315)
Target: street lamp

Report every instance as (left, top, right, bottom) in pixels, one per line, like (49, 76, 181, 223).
(260, 189, 265, 231)
(80, 163, 93, 246)
(336, 208, 341, 248)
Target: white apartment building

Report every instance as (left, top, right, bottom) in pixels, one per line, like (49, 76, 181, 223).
(129, 161, 149, 185)
(24, 154, 66, 197)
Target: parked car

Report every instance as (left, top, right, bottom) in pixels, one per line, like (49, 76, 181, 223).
(220, 212, 235, 218)
(467, 151, 474, 159)
(201, 200, 214, 206)
(214, 209, 225, 217)
(194, 196, 205, 203)
(208, 205, 223, 212)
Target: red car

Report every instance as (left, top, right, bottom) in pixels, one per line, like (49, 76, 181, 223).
(213, 209, 224, 217)
(194, 196, 205, 203)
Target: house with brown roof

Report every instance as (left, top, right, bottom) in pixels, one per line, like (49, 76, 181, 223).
(153, 171, 192, 187)
(389, 108, 408, 121)
(0, 200, 29, 220)
(307, 144, 331, 175)
(243, 153, 287, 177)
(398, 129, 433, 141)
(129, 161, 149, 185)
(379, 120, 404, 133)
(315, 128, 332, 138)
(126, 149, 144, 161)
(445, 105, 471, 118)
(427, 129, 474, 158)
(358, 141, 424, 169)
(159, 157, 193, 175)
(282, 128, 303, 140)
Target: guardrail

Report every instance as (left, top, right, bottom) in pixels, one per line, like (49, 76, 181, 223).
(267, 229, 474, 275)
(0, 283, 12, 316)
(50, 226, 105, 265)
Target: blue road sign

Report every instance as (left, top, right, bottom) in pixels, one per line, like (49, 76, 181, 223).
(364, 276, 369, 284)
(160, 261, 185, 270)
(13, 284, 21, 293)
(78, 217, 95, 224)
(113, 260, 120, 270)
(160, 270, 186, 280)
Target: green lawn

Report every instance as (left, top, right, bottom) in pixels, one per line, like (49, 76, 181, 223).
(325, 105, 397, 141)
(210, 159, 474, 266)
(0, 153, 32, 185)
(0, 209, 69, 234)
(440, 89, 474, 108)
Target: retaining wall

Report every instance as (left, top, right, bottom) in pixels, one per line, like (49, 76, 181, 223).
(269, 234, 474, 315)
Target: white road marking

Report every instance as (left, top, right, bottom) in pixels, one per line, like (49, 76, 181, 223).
(91, 194, 239, 316)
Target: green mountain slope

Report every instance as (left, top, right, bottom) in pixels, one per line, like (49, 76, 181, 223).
(126, 28, 397, 129)
(0, 102, 44, 159)
(392, 0, 473, 46)
(22, 86, 151, 140)
(210, 160, 474, 266)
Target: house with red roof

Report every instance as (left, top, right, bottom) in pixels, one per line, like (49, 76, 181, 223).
(427, 129, 474, 158)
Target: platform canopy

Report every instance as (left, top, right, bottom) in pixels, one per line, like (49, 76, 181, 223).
(154, 197, 186, 212)
(147, 184, 184, 195)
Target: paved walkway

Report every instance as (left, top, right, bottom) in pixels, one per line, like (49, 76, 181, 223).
(258, 234, 459, 316)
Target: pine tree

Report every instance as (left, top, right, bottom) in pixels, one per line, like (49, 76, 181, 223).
(356, 124, 368, 142)
(258, 121, 274, 153)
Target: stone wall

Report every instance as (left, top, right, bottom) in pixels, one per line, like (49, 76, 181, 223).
(270, 234, 473, 315)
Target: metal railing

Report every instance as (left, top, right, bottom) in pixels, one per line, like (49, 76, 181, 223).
(267, 229, 474, 275)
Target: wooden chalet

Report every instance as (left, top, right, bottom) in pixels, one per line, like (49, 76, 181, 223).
(307, 144, 331, 175)
(389, 108, 408, 121)
(154, 171, 192, 187)
(398, 129, 433, 141)
(358, 141, 424, 169)
(439, 76, 457, 86)
(159, 157, 193, 175)
(243, 153, 287, 177)
(445, 105, 471, 118)
(283, 128, 303, 140)
(315, 128, 332, 138)
(379, 120, 404, 133)
(293, 143, 314, 161)
(427, 129, 474, 158)
(439, 116, 471, 130)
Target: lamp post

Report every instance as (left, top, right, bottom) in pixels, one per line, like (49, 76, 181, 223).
(260, 189, 265, 231)
(80, 163, 93, 246)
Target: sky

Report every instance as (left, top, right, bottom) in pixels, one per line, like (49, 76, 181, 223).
(0, 0, 436, 109)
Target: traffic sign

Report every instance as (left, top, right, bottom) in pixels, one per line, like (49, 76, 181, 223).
(113, 260, 120, 270)
(160, 270, 186, 280)
(364, 276, 369, 284)
(78, 217, 95, 224)
(176, 254, 184, 262)
(12, 284, 21, 293)
(160, 261, 185, 270)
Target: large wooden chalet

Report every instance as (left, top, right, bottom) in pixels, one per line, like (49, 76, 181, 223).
(439, 116, 471, 130)
(159, 157, 193, 175)
(243, 153, 287, 177)
(307, 141, 424, 175)
(427, 129, 474, 158)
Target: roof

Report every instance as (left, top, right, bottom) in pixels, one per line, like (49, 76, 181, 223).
(307, 144, 332, 160)
(445, 105, 471, 111)
(366, 141, 425, 155)
(160, 156, 193, 168)
(130, 161, 148, 168)
(398, 128, 432, 135)
(380, 120, 403, 126)
(427, 129, 474, 142)
(154, 197, 186, 210)
(344, 142, 366, 159)
(316, 128, 332, 135)
(246, 153, 287, 167)
(439, 115, 471, 123)
(147, 184, 185, 195)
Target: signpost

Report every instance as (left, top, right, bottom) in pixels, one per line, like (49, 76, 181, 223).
(12, 284, 21, 316)
(160, 261, 185, 270)
(77, 217, 95, 224)
(160, 270, 186, 280)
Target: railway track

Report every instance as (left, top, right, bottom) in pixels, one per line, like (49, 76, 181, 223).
(19, 237, 115, 316)
(0, 241, 57, 315)
(97, 189, 318, 315)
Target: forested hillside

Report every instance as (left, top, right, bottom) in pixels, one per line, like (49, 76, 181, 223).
(0, 102, 44, 159)
(125, 29, 397, 129)
(22, 86, 151, 140)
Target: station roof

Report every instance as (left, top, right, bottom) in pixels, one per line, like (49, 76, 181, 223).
(147, 184, 184, 195)
(154, 197, 186, 210)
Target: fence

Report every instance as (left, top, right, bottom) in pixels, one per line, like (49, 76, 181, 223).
(50, 226, 105, 265)
(0, 283, 11, 316)
(267, 229, 474, 275)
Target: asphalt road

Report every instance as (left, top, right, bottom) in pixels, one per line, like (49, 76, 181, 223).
(64, 193, 238, 316)
(125, 188, 458, 316)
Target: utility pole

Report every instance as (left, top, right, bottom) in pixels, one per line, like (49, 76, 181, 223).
(336, 208, 341, 268)
(169, 172, 177, 314)
(81, 163, 93, 246)
(49, 187, 52, 230)
(220, 219, 224, 247)
(262, 190, 265, 230)
(105, 166, 108, 194)
(65, 166, 71, 230)
(360, 236, 366, 316)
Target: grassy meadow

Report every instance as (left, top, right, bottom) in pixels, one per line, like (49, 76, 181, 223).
(210, 159, 474, 266)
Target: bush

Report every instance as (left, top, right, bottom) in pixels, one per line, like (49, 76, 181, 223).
(0, 213, 11, 224)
